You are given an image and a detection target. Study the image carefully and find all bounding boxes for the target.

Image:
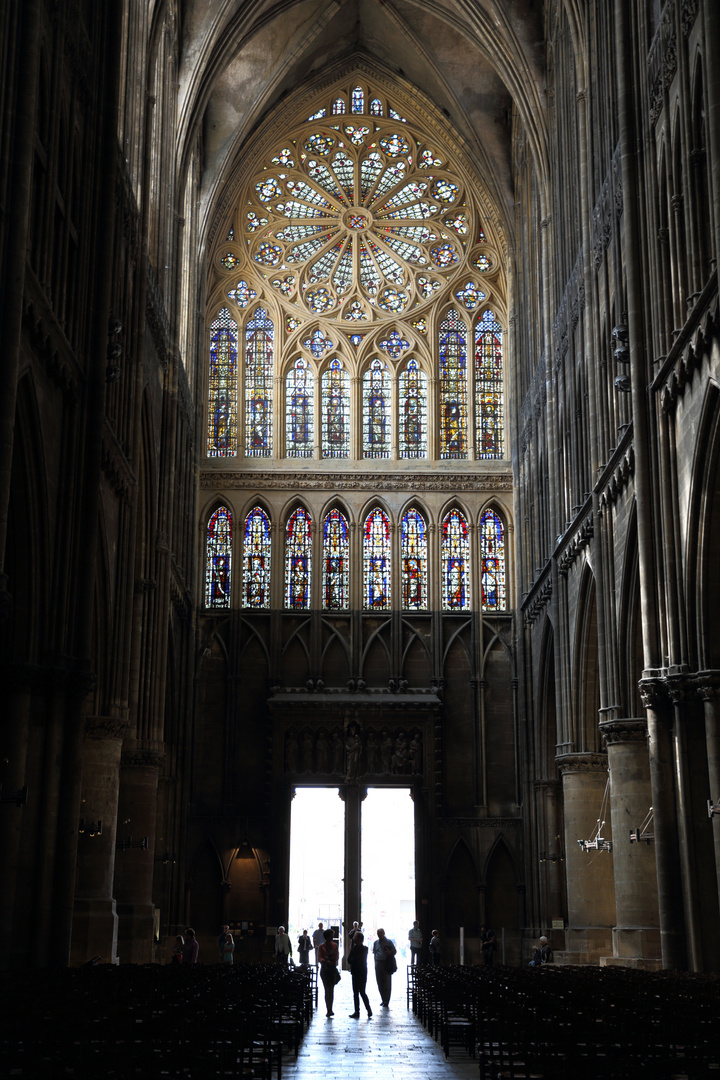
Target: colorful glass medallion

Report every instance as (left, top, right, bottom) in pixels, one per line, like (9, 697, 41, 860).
(243, 507, 271, 609)
(271, 275, 295, 296)
(245, 308, 274, 456)
(226, 226, 235, 240)
(401, 509, 428, 610)
(473, 253, 492, 271)
(411, 318, 427, 334)
(286, 316, 302, 332)
(439, 308, 467, 459)
(228, 280, 258, 307)
(364, 508, 391, 610)
(332, 98, 346, 115)
(344, 125, 369, 146)
(347, 333, 364, 348)
(444, 213, 468, 234)
(480, 509, 506, 611)
(304, 133, 334, 156)
(388, 107, 408, 123)
(306, 287, 335, 313)
(304, 329, 334, 357)
(285, 508, 312, 610)
(379, 330, 410, 358)
(430, 242, 459, 269)
(442, 509, 470, 610)
(272, 148, 295, 167)
(344, 300, 368, 321)
(207, 308, 238, 458)
(306, 108, 327, 121)
(370, 98, 383, 116)
(417, 276, 441, 298)
(220, 252, 240, 269)
(286, 357, 314, 458)
(475, 311, 504, 459)
(378, 287, 408, 313)
(418, 149, 443, 168)
(455, 281, 486, 310)
(255, 178, 282, 202)
(255, 242, 282, 267)
(431, 179, 459, 203)
(205, 506, 232, 608)
(362, 359, 390, 459)
(322, 509, 349, 610)
(379, 133, 410, 156)
(347, 214, 368, 230)
(399, 360, 427, 459)
(322, 358, 350, 457)
(245, 212, 268, 232)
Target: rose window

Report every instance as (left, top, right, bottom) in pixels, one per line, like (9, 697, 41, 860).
(240, 115, 479, 321)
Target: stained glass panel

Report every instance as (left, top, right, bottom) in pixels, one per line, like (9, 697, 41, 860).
(442, 509, 470, 611)
(207, 308, 237, 458)
(351, 87, 364, 114)
(245, 308, 273, 456)
(399, 359, 427, 459)
(285, 507, 312, 610)
(475, 311, 504, 459)
(480, 509, 506, 611)
(362, 359, 391, 459)
(322, 509, 349, 610)
(205, 506, 232, 608)
(285, 357, 314, 458)
(401, 509, 427, 611)
(243, 507, 271, 609)
(439, 309, 467, 459)
(364, 508, 391, 610)
(321, 358, 350, 457)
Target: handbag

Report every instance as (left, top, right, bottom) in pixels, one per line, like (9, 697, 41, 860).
(385, 952, 397, 974)
(333, 965, 341, 984)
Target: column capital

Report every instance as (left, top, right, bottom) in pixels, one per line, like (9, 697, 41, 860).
(694, 670, 720, 701)
(555, 752, 608, 775)
(599, 718, 647, 746)
(85, 716, 131, 742)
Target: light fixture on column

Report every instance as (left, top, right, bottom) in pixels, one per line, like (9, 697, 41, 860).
(115, 818, 148, 852)
(708, 798, 720, 819)
(0, 784, 28, 806)
(577, 821, 612, 853)
(629, 808, 654, 843)
(79, 818, 103, 837)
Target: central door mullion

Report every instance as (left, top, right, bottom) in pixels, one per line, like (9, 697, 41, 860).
(341, 783, 365, 967)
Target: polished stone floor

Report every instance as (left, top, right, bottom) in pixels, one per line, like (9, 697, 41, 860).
(285, 968, 478, 1080)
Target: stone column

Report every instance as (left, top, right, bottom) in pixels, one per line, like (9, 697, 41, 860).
(556, 753, 615, 962)
(114, 745, 164, 963)
(71, 717, 129, 964)
(535, 778, 566, 951)
(696, 671, 720, 902)
(599, 719, 660, 967)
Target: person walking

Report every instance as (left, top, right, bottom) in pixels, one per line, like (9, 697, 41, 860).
(221, 932, 235, 964)
(297, 929, 312, 966)
(274, 925, 292, 964)
(217, 924, 232, 961)
(318, 927, 339, 1018)
(347, 931, 372, 1018)
(312, 921, 325, 965)
(408, 920, 423, 964)
(428, 929, 442, 965)
(182, 928, 199, 965)
(171, 934, 184, 964)
(372, 928, 397, 1007)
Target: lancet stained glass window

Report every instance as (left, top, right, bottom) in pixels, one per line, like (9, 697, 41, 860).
(245, 308, 274, 456)
(207, 309, 237, 457)
(475, 311, 504, 459)
(364, 508, 391, 610)
(322, 509, 349, 610)
(243, 507, 271, 609)
(205, 506, 232, 608)
(285, 507, 312, 610)
(322, 358, 350, 457)
(401, 509, 428, 610)
(363, 359, 391, 458)
(286, 357, 314, 457)
(442, 509, 470, 610)
(399, 359, 427, 458)
(480, 509, 506, 611)
(439, 309, 467, 458)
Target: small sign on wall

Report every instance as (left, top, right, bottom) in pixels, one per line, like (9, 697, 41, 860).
(552, 919, 564, 930)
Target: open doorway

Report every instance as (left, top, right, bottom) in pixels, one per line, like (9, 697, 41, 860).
(361, 788, 416, 965)
(288, 787, 344, 949)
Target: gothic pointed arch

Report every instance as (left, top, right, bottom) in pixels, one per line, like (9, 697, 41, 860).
(573, 565, 601, 752)
(443, 837, 480, 938)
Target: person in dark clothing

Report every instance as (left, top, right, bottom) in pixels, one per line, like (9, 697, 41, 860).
(347, 932, 373, 1018)
(528, 935, 552, 967)
(482, 927, 496, 967)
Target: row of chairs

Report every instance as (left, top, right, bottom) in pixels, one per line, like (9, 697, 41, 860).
(0, 963, 315, 1079)
(409, 963, 720, 1078)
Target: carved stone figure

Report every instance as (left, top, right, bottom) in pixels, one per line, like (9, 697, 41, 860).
(365, 730, 378, 774)
(391, 730, 408, 774)
(380, 731, 393, 774)
(345, 721, 361, 778)
(331, 730, 344, 773)
(285, 729, 299, 773)
(301, 730, 314, 773)
(316, 730, 329, 773)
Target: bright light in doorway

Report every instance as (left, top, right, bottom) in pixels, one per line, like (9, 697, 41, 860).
(361, 788, 416, 964)
(288, 788, 344, 942)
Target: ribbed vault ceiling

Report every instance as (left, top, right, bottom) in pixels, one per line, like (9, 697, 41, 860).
(177, 0, 546, 242)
